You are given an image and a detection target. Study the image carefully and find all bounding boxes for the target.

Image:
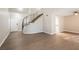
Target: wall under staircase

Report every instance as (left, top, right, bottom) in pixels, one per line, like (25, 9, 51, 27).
(23, 14, 43, 34)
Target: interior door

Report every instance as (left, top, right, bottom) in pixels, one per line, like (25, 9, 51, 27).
(10, 13, 23, 32)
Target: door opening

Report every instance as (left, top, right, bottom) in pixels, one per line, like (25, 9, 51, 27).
(10, 13, 23, 32)
(55, 16, 60, 33)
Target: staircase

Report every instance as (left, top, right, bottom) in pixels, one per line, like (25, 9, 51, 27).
(22, 12, 43, 32)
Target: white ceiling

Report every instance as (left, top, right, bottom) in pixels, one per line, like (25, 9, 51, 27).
(9, 8, 41, 14)
(46, 8, 79, 16)
(9, 8, 30, 14)
(9, 8, 79, 16)
(55, 8, 79, 16)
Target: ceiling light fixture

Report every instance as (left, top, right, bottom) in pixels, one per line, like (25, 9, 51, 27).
(74, 11, 79, 15)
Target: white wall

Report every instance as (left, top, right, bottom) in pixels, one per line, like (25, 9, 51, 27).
(43, 14, 55, 34)
(23, 16, 43, 34)
(0, 8, 10, 46)
(43, 9, 56, 35)
(64, 15, 79, 33)
(43, 9, 64, 34)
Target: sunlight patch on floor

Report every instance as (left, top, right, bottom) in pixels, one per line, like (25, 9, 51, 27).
(56, 32, 79, 43)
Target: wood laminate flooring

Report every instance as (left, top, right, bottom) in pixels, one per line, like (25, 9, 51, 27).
(1, 32, 79, 50)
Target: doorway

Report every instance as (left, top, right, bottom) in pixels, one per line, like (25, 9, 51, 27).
(55, 16, 60, 33)
(10, 13, 23, 32)
(55, 16, 64, 33)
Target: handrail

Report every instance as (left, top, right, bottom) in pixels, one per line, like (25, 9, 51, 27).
(22, 16, 27, 31)
(22, 13, 43, 31)
(31, 13, 43, 23)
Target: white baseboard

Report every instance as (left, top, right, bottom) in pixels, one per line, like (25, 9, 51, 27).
(64, 30, 79, 33)
(23, 31, 43, 34)
(44, 32, 55, 35)
(0, 32, 10, 47)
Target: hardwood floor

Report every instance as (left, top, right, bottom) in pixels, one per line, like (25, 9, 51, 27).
(1, 32, 79, 50)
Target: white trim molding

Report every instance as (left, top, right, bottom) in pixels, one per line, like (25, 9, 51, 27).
(64, 30, 79, 34)
(44, 32, 56, 35)
(23, 31, 43, 34)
